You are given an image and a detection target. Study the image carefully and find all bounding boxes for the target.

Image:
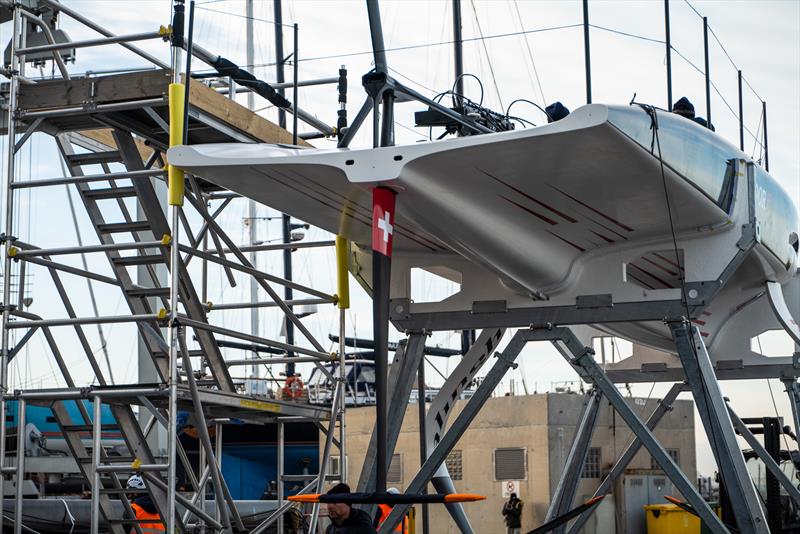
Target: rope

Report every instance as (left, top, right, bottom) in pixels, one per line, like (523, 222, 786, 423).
(60, 499, 76, 534)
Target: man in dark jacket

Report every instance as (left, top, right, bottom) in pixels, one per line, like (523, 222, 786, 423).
(502, 493, 523, 534)
(672, 96, 715, 131)
(325, 483, 378, 534)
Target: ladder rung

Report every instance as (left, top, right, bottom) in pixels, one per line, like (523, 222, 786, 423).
(83, 186, 137, 200)
(99, 487, 142, 495)
(97, 221, 151, 234)
(112, 254, 164, 266)
(66, 151, 122, 165)
(126, 287, 171, 298)
(108, 519, 166, 524)
(62, 424, 120, 432)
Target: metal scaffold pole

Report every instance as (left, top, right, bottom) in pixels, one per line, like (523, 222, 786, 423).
(0, 9, 22, 532)
(167, 2, 186, 531)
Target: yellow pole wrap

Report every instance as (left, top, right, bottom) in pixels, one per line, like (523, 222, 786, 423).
(168, 82, 185, 206)
(335, 235, 350, 309)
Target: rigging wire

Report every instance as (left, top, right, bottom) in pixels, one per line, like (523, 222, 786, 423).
(681, 0, 764, 102)
(468, 0, 504, 109)
(189, 23, 583, 73)
(757, 336, 792, 452)
(669, 46, 764, 149)
(590, 24, 666, 45)
(511, 0, 546, 105)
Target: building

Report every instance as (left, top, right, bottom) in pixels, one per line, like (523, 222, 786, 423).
(326, 392, 695, 533)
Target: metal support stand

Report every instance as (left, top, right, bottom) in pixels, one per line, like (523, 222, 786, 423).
(568, 382, 686, 534)
(783, 378, 800, 443)
(545, 389, 603, 534)
(379, 329, 523, 533)
(669, 321, 768, 532)
(727, 407, 800, 505)
(357, 334, 427, 498)
(546, 326, 730, 534)
(417, 357, 430, 534)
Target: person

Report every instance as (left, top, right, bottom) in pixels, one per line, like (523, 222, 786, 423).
(374, 487, 408, 533)
(671, 96, 715, 131)
(124, 474, 164, 534)
(502, 493, 523, 534)
(545, 102, 570, 123)
(325, 483, 378, 534)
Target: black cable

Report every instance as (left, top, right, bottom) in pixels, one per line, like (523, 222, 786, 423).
(505, 98, 550, 122)
(507, 116, 537, 128)
(642, 103, 723, 481)
(452, 73, 485, 107)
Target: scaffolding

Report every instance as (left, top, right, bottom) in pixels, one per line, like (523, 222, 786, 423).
(0, 1, 348, 532)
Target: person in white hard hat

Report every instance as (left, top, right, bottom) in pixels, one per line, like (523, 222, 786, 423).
(123, 474, 164, 534)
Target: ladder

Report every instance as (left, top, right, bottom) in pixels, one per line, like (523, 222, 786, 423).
(46, 127, 239, 531)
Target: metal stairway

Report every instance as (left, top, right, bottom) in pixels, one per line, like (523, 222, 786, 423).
(45, 127, 240, 531)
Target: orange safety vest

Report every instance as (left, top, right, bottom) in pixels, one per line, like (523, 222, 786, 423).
(130, 502, 165, 534)
(377, 504, 408, 534)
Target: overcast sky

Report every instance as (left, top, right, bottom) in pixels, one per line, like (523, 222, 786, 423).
(1, 0, 798, 475)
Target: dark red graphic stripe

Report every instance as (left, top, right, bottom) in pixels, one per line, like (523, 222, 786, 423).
(549, 185, 634, 232)
(629, 263, 674, 289)
(502, 195, 559, 225)
(590, 230, 615, 243)
(642, 256, 679, 276)
(547, 231, 585, 252)
(479, 168, 578, 223)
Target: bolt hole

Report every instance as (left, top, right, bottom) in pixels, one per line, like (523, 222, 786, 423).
(393, 155, 403, 161)
(345, 159, 354, 166)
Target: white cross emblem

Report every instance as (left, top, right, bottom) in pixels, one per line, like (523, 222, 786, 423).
(377, 211, 393, 243)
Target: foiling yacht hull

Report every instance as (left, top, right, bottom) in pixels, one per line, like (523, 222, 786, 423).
(170, 104, 799, 369)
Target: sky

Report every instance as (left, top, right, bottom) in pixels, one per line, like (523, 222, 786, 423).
(1, 0, 798, 476)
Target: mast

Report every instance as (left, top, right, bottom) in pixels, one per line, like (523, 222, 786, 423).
(246, 0, 259, 381)
(453, 0, 464, 108)
(273, 0, 296, 374)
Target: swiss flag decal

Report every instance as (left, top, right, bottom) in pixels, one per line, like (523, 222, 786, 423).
(372, 187, 396, 257)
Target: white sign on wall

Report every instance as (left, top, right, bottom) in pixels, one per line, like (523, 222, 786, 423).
(501, 480, 520, 498)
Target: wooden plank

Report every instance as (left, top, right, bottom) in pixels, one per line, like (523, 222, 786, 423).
(186, 77, 312, 146)
(75, 128, 157, 164)
(18, 70, 171, 111)
(17, 69, 309, 146)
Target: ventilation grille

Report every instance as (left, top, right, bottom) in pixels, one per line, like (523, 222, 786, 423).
(494, 448, 526, 481)
(387, 454, 402, 484)
(446, 450, 463, 481)
(582, 447, 601, 479)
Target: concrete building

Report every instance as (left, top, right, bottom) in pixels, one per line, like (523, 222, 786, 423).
(325, 392, 695, 534)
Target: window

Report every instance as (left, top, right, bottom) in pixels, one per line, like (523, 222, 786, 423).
(387, 454, 402, 484)
(329, 455, 347, 478)
(494, 448, 526, 481)
(651, 449, 680, 470)
(446, 450, 463, 481)
(582, 447, 601, 479)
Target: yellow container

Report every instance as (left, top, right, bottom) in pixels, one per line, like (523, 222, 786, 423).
(644, 504, 700, 534)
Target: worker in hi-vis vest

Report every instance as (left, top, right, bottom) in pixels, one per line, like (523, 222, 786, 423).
(124, 475, 165, 534)
(374, 488, 409, 534)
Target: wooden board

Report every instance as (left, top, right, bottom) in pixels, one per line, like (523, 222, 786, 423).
(186, 77, 311, 147)
(16, 69, 311, 146)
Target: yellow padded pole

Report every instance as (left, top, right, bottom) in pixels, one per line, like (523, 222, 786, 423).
(335, 235, 350, 309)
(168, 82, 185, 206)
